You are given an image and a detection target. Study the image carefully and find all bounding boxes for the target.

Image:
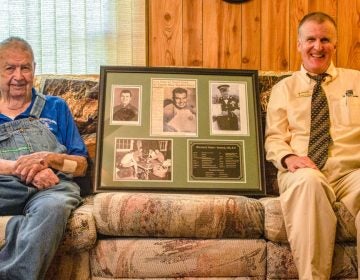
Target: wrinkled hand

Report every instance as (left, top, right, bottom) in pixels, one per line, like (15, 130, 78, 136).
(14, 152, 50, 184)
(31, 168, 59, 190)
(284, 155, 318, 172)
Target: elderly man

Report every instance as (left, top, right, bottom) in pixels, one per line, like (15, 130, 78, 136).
(265, 12, 360, 279)
(0, 37, 88, 279)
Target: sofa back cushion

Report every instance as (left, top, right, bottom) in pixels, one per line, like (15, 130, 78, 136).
(35, 75, 99, 196)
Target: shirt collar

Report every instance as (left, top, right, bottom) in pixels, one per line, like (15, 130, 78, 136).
(300, 62, 338, 84)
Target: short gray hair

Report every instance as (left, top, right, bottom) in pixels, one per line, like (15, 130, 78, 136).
(298, 12, 337, 35)
(0, 36, 35, 61)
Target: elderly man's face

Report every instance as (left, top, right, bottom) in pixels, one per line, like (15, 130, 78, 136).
(0, 47, 35, 99)
(174, 92, 187, 109)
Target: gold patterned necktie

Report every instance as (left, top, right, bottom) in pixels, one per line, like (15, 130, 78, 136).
(307, 73, 331, 169)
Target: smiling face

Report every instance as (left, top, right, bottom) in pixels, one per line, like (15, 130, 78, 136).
(297, 19, 337, 74)
(174, 92, 187, 109)
(0, 46, 35, 100)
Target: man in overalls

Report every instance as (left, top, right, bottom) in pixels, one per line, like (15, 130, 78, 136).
(0, 37, 88, 279)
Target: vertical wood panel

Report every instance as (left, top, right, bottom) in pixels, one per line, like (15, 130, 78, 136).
(148, 0, 182, 66)
(148, 0, 360, 71)
(241, 0, 261, 69)
(202, 0, 221, 68)
(183, 0, 203, 66)
(308, 0, 337, 19)
(289, 0, 308, 70)
(261, 0, 290, 71)
(203, 0, 242, 69)
(337, 0, 360, 69)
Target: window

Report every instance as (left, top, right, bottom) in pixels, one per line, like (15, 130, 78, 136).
(159, 140, 168, 152)
(116, 139, 132, 151)
(0, 0, 146, 74)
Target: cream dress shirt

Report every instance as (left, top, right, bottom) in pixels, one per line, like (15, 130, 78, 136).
(265, 63, 360, 182)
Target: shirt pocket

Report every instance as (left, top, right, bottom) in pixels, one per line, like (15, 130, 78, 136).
(332, 96, 360, 126)
(27, 121, 66, 154)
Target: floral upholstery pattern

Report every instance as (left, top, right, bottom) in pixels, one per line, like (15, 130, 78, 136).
(45, 251, 91, 280)
(46, 198, 97, 279)
(91, 278, 266, 280)
(91, 278, 265, 280)
(90, 239, 266, 278)
(93, 192, 264, 238)
(267, 241, 357, 279)
(258, 73, 291, 196)
(58, 196, 97, 253)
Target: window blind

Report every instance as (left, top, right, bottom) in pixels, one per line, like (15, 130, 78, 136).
(0, 0, 146, 74)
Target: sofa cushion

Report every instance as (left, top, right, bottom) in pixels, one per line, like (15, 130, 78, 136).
(90, 238, 266, 278)
(93, 192, 264, 238)
(58, 196, 97, 253)
(266, 241, 357, 279)
(261, 197, 356, 243)
(35, 75, 99, 196)
(0, 197, 96, 254)
(258, 73, 291, 196)
(46, 250, 90, 280)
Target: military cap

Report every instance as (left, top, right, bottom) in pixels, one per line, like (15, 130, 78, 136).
(217, 84, 230, 91)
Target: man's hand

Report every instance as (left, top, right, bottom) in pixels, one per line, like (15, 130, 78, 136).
(13, 152, 49, 184)
(31, 168, 59, 190)
(284, 155, 318, 172)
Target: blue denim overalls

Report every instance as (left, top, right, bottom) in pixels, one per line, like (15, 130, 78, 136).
(0, 92, 82, 280)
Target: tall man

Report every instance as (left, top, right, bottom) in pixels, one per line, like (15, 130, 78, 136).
(0, 37, 88, 279)
(265, 12, 360, 279)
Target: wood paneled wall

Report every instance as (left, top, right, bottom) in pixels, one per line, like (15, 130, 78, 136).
(148, 0, 360, 71)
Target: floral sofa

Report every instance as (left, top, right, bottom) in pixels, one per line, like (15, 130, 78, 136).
(0, 73, 357, 279)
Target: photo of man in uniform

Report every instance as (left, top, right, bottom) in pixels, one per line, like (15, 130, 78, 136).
(216, 84, 240, 130)
(113, 89, 138, 122)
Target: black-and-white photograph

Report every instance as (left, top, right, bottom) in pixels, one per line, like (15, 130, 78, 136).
(151, 79, 197, 136)
(114, 138, 172, 181)
(210, 82, 249, 135)
(110, 85, 141, 125)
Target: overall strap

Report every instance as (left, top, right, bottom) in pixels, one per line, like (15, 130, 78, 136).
(29, 92, 46, 118)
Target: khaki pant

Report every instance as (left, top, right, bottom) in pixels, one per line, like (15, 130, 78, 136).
(278, 167, 360, 280)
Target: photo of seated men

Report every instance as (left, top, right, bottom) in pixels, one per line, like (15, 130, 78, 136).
(163, 87, 197, 133)
(115, 139, 172, 181)
(113, 88, 139, 122)
(215, 84, 240, 130)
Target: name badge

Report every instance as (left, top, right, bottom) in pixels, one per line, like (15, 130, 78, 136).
(297, 91, 311, 97)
